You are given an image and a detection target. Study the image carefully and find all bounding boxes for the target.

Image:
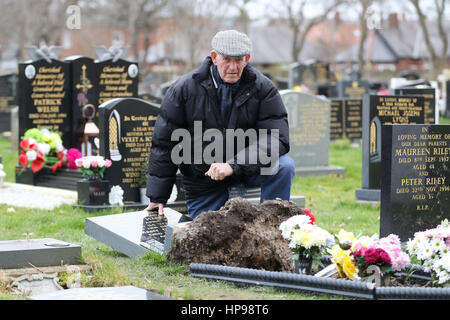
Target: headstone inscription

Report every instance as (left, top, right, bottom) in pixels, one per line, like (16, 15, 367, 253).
(0, 73, 18, 132)
(356, 94, 425, 202)
(280, 90, 345, 176)
(18, 59, 73, 148)
(95, 58, 139, 107)
(380, 124, 450, 241)
(98, 98, 159, 202)
(394, 87, 436, 124)
(330, 98, 362, 140)
(337, 80, 370, 99)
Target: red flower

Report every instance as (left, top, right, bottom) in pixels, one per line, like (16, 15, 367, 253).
(364, 247, 378, 264)
(377, 248, 391, 264)
(301, 208, 315, 224)
(31, 151, 46, 173)
(19, 151, 29, 167)
(51, 163, 59, 172)
(20, 138, 36, 151)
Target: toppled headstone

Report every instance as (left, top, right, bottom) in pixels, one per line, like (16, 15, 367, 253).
(167, 198, 302, 272)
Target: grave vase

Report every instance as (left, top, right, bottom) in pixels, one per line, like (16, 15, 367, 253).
(77, 178, 110, 205)
(295, 256, 313, 275)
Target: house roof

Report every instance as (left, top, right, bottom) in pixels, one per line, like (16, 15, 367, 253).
(335, 20, 450, 63)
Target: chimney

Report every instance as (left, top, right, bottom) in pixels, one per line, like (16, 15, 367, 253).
(388, 13, 399, 29)
(334, 12, 341, 25)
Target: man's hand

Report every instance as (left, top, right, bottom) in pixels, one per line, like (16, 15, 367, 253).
(146, 202, 164, 216)
(205, 163, 234, 181)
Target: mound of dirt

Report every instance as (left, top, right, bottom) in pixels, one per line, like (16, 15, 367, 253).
(167, 197, 303, 272)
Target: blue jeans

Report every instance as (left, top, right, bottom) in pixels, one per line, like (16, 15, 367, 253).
(186, 155, 295, 219)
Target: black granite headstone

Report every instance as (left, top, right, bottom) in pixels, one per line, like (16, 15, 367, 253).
(394, 87, 436, 125)
(0, 73, 18, 132)
(356, 94, 425, 202)
(337, 80, 370, 99)
(330, 98, 362, 140)
(289, 62, 331, 93)
(65, 56, 98, 149)
(380, 124, 450, 241)
(18, 59, 73, 148)
(98, 98, 159, 202)
(95, 59, 139, 107)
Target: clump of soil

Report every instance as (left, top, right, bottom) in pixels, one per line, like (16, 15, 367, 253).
(167, 197, 302, 272)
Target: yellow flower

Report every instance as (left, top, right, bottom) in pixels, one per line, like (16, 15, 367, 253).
(337, 229, 355, 243)
(330, 244, 357, 279)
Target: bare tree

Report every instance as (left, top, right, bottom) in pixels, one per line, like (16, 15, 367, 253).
(274, 0, 346, 62)
(410, 0, 449, 78)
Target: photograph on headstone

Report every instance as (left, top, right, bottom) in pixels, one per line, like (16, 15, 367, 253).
(380, 124, 450, 241)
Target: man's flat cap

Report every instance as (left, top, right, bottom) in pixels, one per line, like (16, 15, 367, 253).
(211, 30, 252, 57)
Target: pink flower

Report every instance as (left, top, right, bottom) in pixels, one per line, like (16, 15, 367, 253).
(91, 160, 98, 168)
(104, 159, 112, 168)
(66, 148, 82, 169)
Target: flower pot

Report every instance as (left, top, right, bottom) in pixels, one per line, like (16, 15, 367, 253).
(77, 179, 110, 205)
(15, 165, 37, 185)
(295, 256, 313, 275)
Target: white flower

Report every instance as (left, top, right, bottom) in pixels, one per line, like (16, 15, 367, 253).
(97, 157, 106, 168)
(37, 142, 51, 155)
(26, 150, 37, 161)
(82, 159, 90, 169)
(416, 242, 433, 261)
(279, 215, 312, 239)
(55, 141, 64, 152)
(109, 185, 124, 206)
(431, 238, 445, 253)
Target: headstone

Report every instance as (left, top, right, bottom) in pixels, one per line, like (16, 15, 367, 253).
(288, 61, 331, 93)
(96, 58, 139, 107)
(0, 73, 18, 132)
(337, 80, 370, 99)
(85, 208, 188, 257)
(380, 124, 450, 241)
(0, 238, 81, 269)
(356, 94, 425, 202)
(330, 98, 362, 140)
(18, 59, 73, 148)
(280, 90, 345, 176)
(394, 87, 437, 124)
(98, 98, 159, 202)
(10, 106, 19, 152)
(65, 56, 98, 149)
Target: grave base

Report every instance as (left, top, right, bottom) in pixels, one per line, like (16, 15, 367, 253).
(0, 238, 82, 269)
(15, 166, 82, 191)
(295, 166, 345, 177)
(30, 286, 173, 300)
(355, 188, 380, 203)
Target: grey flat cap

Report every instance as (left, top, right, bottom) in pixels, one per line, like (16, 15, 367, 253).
(211, 30, 252, 57)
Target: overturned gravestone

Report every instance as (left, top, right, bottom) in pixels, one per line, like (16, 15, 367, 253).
(167, 198, 302, 272)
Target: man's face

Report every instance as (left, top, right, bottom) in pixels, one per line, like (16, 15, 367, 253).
(211, 51, 250, 84)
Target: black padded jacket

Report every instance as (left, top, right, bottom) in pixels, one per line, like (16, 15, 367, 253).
(146, 56, 289, 203)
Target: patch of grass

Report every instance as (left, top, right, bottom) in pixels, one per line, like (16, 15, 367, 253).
(0, 134, 381, 299)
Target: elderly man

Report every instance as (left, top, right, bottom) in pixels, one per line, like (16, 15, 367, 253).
(146, 29, 294, 219)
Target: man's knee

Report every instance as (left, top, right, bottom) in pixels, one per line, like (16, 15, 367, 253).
(278, 155, 295, 177)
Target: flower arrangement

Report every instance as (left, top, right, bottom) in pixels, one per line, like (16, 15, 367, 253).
(66, 148, 83, 169)
(330, 230, 358, 280)
(279, 209, 334, 272)
(18, 128, 67, 173)
(75, 156, 112, 180)
(352, 234, 410, 283)
(406, 220, 450, 286)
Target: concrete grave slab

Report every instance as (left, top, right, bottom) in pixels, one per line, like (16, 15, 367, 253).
(0, 238, 82, 269)
(30, 286, 173, 300)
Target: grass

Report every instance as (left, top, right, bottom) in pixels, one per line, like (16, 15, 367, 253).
(1, 118, 449, 300)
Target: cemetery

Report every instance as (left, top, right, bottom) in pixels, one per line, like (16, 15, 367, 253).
(1, 0, 450, 304)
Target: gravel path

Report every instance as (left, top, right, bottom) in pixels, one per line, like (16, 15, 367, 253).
(0, 183, 77, 209)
